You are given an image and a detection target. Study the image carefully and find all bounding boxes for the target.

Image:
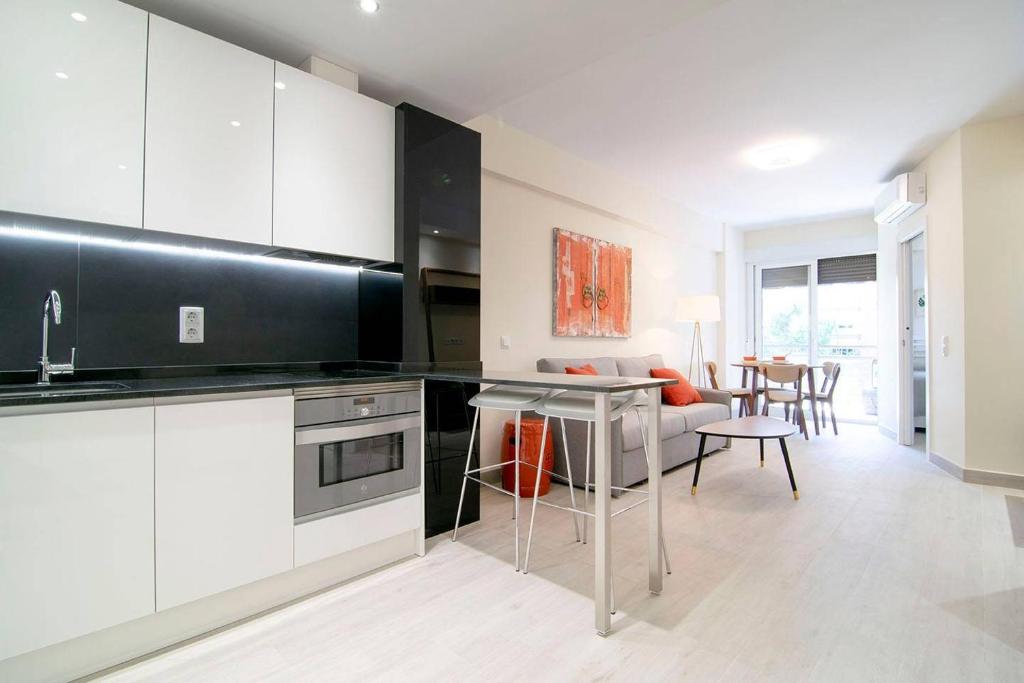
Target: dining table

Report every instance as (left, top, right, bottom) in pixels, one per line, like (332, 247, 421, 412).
(426, 368, 676, 636)
(729, 361, 825, 436)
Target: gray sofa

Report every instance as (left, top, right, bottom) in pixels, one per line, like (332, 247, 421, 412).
(535, 354, 732, 492)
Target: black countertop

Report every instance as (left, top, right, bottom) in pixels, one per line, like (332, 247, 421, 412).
(0, 362, 674, 409)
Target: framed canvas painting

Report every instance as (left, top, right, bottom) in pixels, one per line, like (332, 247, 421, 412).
(552, 228, 631, 338)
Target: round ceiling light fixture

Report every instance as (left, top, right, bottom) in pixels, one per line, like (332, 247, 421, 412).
(359, 0, 380, 13)
(71, 12, 88, 22)
(743, 138, 820, 170)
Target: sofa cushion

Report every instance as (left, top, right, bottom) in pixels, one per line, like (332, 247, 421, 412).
(615, 354, 665, 378)
(564, 363, 598, 375)
(650, 367, 703, 406)
(663, 401, 730, 431)
(620, 409, 687, 452)
(536, 356, 620, 376)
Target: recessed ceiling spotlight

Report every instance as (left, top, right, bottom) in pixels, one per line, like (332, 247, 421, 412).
(229, 120, 241, 127)
(359, 0, 380, 13)
(744, 138, 820, 170)
(432, 229, 440, 234)
(274, 81, 286, 90)
(70, 12, 88, 22)
(117, 164, 127, 170)
(55, 71, 69, 80)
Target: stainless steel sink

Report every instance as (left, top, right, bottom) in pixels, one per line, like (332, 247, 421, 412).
(0, 381, 129, 399)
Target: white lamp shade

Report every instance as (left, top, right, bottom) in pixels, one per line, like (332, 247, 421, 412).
(675, 295, 721, 322)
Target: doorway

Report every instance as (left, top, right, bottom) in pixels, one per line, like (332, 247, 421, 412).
(898, 232, 927, 446)
(753, 254, 879, 423)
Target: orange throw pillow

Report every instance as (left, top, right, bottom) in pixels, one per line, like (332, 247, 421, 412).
(649, 367, 703, 406)
(565, 364, 599, 375)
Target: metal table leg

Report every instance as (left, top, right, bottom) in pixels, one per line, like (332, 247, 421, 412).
(593, 392, 612, 636)
(646, 388, 663, 595)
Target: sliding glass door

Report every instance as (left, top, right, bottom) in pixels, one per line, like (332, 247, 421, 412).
(754, 254, 878, 423)
(758, 265, 811, 363)
(815, 255, 878, 423)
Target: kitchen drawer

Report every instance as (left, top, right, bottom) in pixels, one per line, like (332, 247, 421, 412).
(294, 493, 420, 567)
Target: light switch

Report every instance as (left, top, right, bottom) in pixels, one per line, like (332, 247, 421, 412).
(500, 335, 511, 350)
(941, 335, 950, 357)
(179, 306, 204, 343)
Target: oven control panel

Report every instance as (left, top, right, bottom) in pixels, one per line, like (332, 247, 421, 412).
(295, 389, 420, 428)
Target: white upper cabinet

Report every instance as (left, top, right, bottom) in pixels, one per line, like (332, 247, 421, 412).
(0, 0, 147, 227)
(273, 62, 395, 262)
(155, 394, 293, 611)
(0, 403, 155, 660)
(144, 16, 273, 243)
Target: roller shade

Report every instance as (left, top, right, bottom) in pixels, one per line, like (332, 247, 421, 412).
(817, 254, 876, 284)
(761, 265, 808, 289)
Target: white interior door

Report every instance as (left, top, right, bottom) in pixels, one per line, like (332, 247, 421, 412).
(897, 231, 928, 446)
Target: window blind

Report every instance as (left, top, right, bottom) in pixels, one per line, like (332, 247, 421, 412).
(761, 265, 808, 289)
(817, 254, 876, 285)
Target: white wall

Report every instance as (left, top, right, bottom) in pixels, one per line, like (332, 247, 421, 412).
(961, 115, 1024, 476)
(877, 130, 966, 463)
(719, 224, 748, 387)
(464, 115, 722, 466)
(744, 213, 878, 264)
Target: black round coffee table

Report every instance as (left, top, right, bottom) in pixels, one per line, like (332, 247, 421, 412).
(692, 416, 800, 500)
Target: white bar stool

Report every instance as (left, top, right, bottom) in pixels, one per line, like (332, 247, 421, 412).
(452, 385, 559, 572)
(522, 390, 671, 612)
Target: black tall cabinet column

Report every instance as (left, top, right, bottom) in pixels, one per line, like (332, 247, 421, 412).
(394, 104, 482, 538)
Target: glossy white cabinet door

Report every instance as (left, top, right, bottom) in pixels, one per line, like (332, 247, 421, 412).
(273, 63, 395, 261)
(144, 16, 273, 244)
(0, 0, 147, 227)
(155, 395, 293, 611)
(0, 404, 155, 661)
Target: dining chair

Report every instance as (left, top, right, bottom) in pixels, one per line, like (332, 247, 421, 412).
(759, 364, 809, 440)
(808, 361, 841, 435)
(705, 361, 752, 417)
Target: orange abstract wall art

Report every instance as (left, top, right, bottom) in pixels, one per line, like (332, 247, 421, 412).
(552, 228, 632, 338)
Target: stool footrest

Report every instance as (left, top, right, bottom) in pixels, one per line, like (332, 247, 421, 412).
(466, 461, 517, 477)
(464, 475, 515, 498)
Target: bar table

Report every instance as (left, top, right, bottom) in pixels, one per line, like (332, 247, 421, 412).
(428, 369, 676, 636)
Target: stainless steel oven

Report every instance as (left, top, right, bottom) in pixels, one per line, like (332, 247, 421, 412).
(294, 382, 421, 521)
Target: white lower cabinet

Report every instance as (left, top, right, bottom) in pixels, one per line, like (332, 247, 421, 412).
(0, 403, 155, 661)
(155, 394, 294, 611)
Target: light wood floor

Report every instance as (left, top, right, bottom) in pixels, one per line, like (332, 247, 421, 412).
(97, 426, 1024, 682)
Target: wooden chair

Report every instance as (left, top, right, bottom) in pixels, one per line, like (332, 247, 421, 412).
(759, 364, 809, 440)
(705, 361, 753, 417)
(806, 361, 841, 435)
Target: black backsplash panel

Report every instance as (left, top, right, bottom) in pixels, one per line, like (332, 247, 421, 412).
(0, 214, 80, 371)
(0, 211, 359, 371)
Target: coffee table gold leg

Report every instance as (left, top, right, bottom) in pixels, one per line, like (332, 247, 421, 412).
(779, 438, 799, 500)
(691, 433, 706, 495)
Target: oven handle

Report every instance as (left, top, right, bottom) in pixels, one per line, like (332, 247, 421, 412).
(294, 414, 421, 446)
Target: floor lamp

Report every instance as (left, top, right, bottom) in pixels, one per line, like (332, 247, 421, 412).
(676, 295, 721, 387)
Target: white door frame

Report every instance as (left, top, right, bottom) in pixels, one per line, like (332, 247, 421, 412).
(897, 226, 928, 446)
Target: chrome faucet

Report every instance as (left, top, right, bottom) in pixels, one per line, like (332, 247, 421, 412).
(38, 290, 76, 384)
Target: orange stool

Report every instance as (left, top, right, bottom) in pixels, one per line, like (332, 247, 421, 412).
(502, 418, 554, 497)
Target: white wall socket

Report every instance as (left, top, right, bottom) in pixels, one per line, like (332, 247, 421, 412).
(179, 306, 204, 343)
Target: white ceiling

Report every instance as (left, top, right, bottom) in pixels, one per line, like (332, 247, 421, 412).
(127, 0, 1024, 228)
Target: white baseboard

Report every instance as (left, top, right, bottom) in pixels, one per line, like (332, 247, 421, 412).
(929, 451, 1024, 490)
(878, 424, 897, 440)
(0, 531, 419, 683)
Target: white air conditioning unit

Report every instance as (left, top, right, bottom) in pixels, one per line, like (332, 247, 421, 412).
(874, 172, 926, 224)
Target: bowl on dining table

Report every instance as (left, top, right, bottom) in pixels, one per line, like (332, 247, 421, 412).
(743, 355, 757, 362)
(772, 355, 788, 362)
